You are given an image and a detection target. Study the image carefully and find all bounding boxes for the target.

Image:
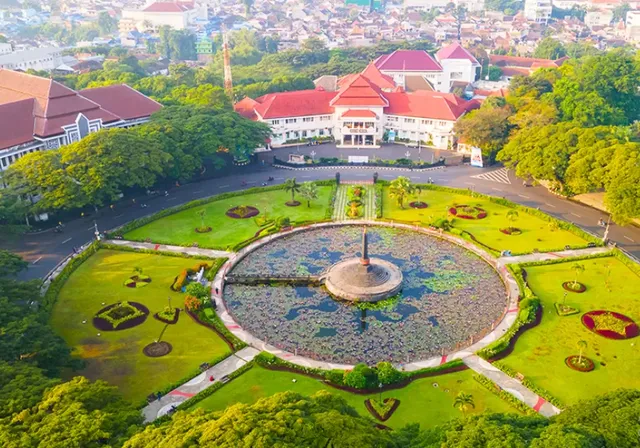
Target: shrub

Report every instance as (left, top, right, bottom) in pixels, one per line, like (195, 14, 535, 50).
(185, 282, 210, 300)
(274, 216, 291, 230)
(171, 262, 212, 292)
(325, 369, 345, 385)
(184, 295, 202, 311)
(430, 217, 452, 231)
(344, 363, 377, 389)
(376, 362, 404, 385)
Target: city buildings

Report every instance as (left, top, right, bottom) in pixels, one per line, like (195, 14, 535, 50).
(0, 47, 63, 72)
(627, 11, 640, 42)
(0, 70, 162, 172)
(524, 0, 553, 23)
(120, 1, 208, 34)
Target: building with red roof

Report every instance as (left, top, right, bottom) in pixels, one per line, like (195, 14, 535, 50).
(489, 54, 568, 80)
(0, 70, 162, 172)
(235, 64, 478, 149)
(371, 44, 481, 93)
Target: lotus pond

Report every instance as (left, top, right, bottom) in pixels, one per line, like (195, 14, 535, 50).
(224, 226, 508, 365)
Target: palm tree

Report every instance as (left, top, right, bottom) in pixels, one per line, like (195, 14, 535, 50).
(284, 178, 301, 204)
(453, 391, 475, 416)
(197, 209, 206, 229)
(577, 340, 587, 364)
(133, 266, 143, 276)
(571, 263, 585, 288)
(506, 210, 519, 230)
(389, 176, 414, 209)
(299, 182, 318, 208)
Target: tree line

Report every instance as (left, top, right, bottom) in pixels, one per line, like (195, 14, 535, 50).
(454, 49, 640, 224)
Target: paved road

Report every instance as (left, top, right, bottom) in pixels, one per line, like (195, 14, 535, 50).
(4, 160, 639, 281)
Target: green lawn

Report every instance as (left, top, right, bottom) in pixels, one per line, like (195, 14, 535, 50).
(499, 257, 640, 405)
(193, 366, 519, 429)
(125, 187, 333, 249)
(382, 187, 588, 254)
(50, 249, 231, 402)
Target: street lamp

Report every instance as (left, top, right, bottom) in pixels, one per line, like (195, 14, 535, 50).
(603, 215, 611, 243)
(93, 221, 101, 241)
(378, 383, 383, 403)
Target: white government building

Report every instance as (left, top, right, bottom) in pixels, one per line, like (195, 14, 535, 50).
(235, 44, 481, 149)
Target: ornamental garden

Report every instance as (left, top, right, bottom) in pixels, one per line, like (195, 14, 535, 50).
(47, 175, 640, 427)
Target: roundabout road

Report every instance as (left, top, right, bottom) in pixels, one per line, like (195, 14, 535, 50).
(5, 162, 639, 281)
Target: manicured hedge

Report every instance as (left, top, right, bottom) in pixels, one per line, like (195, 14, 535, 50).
(375, 183, 383, 218)
(473, 374, 537, 416)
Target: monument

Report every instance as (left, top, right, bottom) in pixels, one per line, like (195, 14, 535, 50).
(324, 227, 403, 302)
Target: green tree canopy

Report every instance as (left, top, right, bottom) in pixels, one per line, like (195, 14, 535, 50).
(533, 38, 567, 60)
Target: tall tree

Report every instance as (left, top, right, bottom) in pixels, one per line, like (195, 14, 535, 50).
(298, 182, 318, 208)
(454, 106, 513, 158)
(389, 176, 415, 209)
(533, 38, 567, 60)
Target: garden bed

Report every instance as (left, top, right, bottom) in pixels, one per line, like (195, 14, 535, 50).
(285, 201, 301, 207)
(225, 206, 260, 219)
(409, 201, 428, 209)
(500, 227, 522, 236)
(449, 205, 487, 220)
(123, 275, 152, 288)
(554, 302, 580, 317)
(365, 398, 400, 421)
(565, 355, 595, 372)
(93, 301, 149, 331)
(562, 282, 586, 293)
(143, 341, 172, 358)
(154, 308, 180, 325)
(195, 226, 212, 233)
(582, 310, 639, 340)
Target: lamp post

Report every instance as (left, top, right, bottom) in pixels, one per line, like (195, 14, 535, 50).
(378, 383, 383, 403)
(603, 215, 611, 243)
(93, 221, 101, 241)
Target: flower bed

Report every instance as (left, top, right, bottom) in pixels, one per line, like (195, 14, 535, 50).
(143, 341, 172, 358)
(285, 201, 301, 207)
(225, 206, 260, 219)
(562, 281, 587, 293)
(154, 307, 180, 325)
(195, 226, 212, 233)
(500, 227, 522, 236)
(170, 262, 212, 292)
(582, 310, 639, 340)
(93, 301, 149, 331)
(554, 302, 580, 317)
(565, 355, 595, 372)
(365, 398, 400, 421)
(409, 201, 428, 209)
(449, 205, 487, 220)
(123, 274, 151, 288)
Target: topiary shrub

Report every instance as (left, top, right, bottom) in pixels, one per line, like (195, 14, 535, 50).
(185, 282, 210, 300)
(344, 363, 377, 389)
(376, 362, 404, 385)
(326, 369, 345, 385)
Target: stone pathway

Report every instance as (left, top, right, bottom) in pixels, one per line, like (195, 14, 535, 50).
(141, 347, 260, 422)
(499, 246, 611, 265)
(463, 355, 561, 417)
(104, 239, 232, 259)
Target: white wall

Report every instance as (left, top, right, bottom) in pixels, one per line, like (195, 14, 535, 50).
(439, 59, 479, 91)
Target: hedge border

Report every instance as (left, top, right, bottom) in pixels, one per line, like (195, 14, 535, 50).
(473, 374, 537, 416)
(492, 361, 565, 409)
(108, 181, 337, 249)
(376, 181, 604, 254)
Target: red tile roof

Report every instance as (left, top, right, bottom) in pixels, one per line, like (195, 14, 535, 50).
(0, 70, 162, 150)
(79, 85, 162, 121)
(436, 43, 479, 64)
(341, 109, 378, 118)
(384, 91, 478, 121)
(253, 89, 335, 119)
(374, 50, 442, 72)
(489, 54, 567, 69)
(331, 75, 388, 107)
(0, 98, 36, 149)
(234, 96, 259, 120)
(360, 63, 396, 90)
(143, 1, 194, 13)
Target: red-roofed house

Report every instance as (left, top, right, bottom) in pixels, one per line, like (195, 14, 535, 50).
(489, 54, 568, 80)
(0, 69, 162, 172)
(235, 72, 477, 149)
(372, 45, 480, 93)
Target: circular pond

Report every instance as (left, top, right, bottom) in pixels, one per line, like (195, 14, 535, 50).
(223, 225, 508, 365)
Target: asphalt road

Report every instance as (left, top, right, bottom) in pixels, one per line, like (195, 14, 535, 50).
(4, 160, 639, 281)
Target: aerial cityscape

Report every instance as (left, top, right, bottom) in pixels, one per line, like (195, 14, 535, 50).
(0, 0, 639, 446)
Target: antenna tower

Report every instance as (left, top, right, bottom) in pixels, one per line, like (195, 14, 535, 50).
(222, 26, 233, 102)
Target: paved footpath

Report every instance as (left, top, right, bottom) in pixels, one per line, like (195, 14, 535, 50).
(463, 355, 561, 417)
(499, 246, 611, 265)
(104, 239, 232, 258)
(142, 347, 260, 422)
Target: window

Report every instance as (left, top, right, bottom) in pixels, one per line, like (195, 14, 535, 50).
(294, 131, 299, 138)
(302, 130, 308, 137)
(387, 116, 398, 122)
(404, 118, 415, 124)
(319, 129, 325, 136)
(451, 71, 464, 80)
(438, 121, 447, 127)
(271, 120, 280, 125)
(303, 117, 314, 122)
(320, 115, 331, 121)
(286, 131, 290, 139)
(421, 119, 433, 125)
(285, 118, 297, 124)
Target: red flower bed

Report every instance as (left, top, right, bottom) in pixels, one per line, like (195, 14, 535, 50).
(582, 310, 639, 340)
(409, 201, 428, 209)
(226, 206, 260, 219)
(562, 282, 587, 293)
(565, 355, 595, 372)
(449, 205, 487, 220)
(500, 228, 522, 235)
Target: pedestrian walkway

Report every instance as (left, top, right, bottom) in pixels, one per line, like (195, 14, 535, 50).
(141, 347, 260, 422)
(463, 355, 561, 417)
(499, 246, 611, 265)
(471, 168, 511, 184)
(332, 185, 376, 221)
(104, 239, 232, 258)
